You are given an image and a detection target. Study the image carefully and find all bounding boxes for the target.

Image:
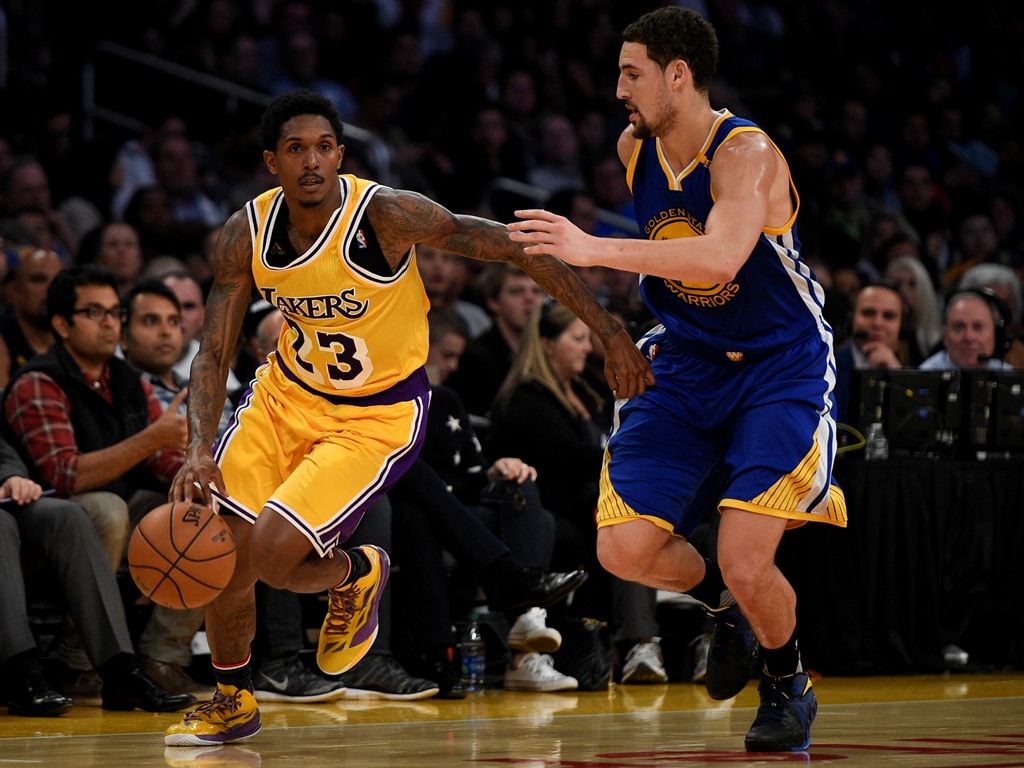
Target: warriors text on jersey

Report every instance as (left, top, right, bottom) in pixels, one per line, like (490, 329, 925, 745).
(626, 109, 831, 359)
(247, 174, 430, 398)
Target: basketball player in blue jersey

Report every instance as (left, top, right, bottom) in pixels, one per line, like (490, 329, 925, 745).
(510, 7, 846, 753)
(162, 89, 652, 747)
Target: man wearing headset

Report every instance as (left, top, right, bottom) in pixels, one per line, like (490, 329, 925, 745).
(920, 288, 1015, 371)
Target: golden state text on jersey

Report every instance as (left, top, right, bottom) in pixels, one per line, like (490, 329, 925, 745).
(247, 175, 430, 398)
(626, 110, 831, 359)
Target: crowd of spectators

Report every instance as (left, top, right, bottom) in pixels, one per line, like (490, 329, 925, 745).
(2, 2, 1019, 288)
(2, 0, 1024, 709)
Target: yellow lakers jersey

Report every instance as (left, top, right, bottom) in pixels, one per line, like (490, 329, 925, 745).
(247, 175, 430, 398)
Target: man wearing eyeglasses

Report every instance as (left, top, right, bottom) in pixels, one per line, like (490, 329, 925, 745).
(1, 264, 206, 708)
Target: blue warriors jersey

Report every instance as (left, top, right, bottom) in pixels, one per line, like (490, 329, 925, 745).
(247, 175, 430, 398)
(626, 110, 830, 358)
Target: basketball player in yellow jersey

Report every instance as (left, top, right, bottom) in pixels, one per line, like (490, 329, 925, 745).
(163, 89, 653, 746)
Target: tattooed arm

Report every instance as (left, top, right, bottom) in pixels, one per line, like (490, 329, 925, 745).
(170, 210, 254, 505)
(369, 187, 655, 398)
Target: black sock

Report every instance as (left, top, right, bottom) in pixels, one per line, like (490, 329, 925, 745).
(3, 649, 42, 680)
(480, 552, 517, 586)
(97, 652, 137, 684)
(213, 654, 253, 691)
(342, 547, 372, 584)
(686, 557, 728, 609)
(762, 628, 802, 678)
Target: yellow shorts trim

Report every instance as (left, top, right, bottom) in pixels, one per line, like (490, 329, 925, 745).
(596, 468, 677, 534)
(720, 497, 848, 530)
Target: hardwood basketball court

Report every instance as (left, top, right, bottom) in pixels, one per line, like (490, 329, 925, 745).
(4, 673, 1022, 766)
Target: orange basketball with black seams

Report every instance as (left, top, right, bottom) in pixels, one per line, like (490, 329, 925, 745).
(128, 501, 236, 609)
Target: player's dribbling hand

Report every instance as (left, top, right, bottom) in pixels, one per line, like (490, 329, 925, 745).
(603, 329, 655, 399)
(170, 444, 226, 508)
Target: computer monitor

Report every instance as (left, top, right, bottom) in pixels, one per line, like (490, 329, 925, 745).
(991, 372, 1024, 452)
(884, 370, 960, 455)
(964, 370, 1024, 454)
(849, 369, 886, 434)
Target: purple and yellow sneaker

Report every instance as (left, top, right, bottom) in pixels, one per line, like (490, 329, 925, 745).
(164, 683, 261, 746)
(317, 545, 390, 675)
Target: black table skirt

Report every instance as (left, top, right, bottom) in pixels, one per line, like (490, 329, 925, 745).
(777, 458, 1024, 675)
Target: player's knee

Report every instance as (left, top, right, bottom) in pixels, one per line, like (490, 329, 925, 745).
(249, 517, 314, 588)
(250, 543, 292, 588)
(718, 558, 763, 606)
(251, 554, 291, 589)
(597, 526, 644, 580)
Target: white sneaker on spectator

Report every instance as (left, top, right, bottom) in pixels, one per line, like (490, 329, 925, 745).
(943, 643, 969, 668)
(504, 653, 578, 692)
(507, 608, 562, 653)
(622, 639, 669, 684)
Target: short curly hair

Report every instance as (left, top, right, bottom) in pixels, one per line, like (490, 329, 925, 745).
(622, 7, 718, 91)
(259, 89, 345, 152)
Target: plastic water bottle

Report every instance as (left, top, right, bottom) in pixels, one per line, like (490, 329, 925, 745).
(864, 422, 889, 461)
(459, 612, 486, 692)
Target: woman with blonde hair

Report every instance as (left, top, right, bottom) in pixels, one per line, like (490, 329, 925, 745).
(886, 253, 943, 364)
(489, 299, 669, 685)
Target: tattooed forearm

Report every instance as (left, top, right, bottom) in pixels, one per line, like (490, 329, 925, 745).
(373, 189, 625, 342)
(444, 214, 625, 343)
(511, 250, 625, 341)
(187, 211, 253, 447)
(187, 353, 229, 448)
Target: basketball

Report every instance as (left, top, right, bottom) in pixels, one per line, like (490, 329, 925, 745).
(128, 501, 237, 610)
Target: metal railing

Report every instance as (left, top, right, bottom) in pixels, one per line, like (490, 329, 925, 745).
(81, 41, 376, 146)
(81, 41, 638, 234)
(486, 177, 638, 234)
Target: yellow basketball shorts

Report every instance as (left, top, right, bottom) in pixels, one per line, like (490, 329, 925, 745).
(214, 359, 429, 556)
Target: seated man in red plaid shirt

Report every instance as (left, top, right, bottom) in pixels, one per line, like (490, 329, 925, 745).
(1, 264, 209, 702)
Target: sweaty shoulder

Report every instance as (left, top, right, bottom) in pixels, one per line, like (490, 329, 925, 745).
(714, 129, 794, 226)
(717, 128, 777, 165)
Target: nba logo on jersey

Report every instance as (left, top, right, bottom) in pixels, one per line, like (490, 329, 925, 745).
(355, 230, 367, 249)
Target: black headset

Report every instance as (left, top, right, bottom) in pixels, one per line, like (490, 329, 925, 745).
(944, 287, 1013, 360)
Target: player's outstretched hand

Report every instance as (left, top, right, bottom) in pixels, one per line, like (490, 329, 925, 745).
(603, 329, 655, 399)
(508, 209, 599, 266)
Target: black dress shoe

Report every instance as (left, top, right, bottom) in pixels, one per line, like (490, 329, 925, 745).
(101, 668, 197, 712)
(492, 564, 589, 611)
(8, 671, 73, 717)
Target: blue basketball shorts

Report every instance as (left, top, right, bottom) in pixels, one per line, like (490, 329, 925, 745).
(596, 326, 847, 537)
